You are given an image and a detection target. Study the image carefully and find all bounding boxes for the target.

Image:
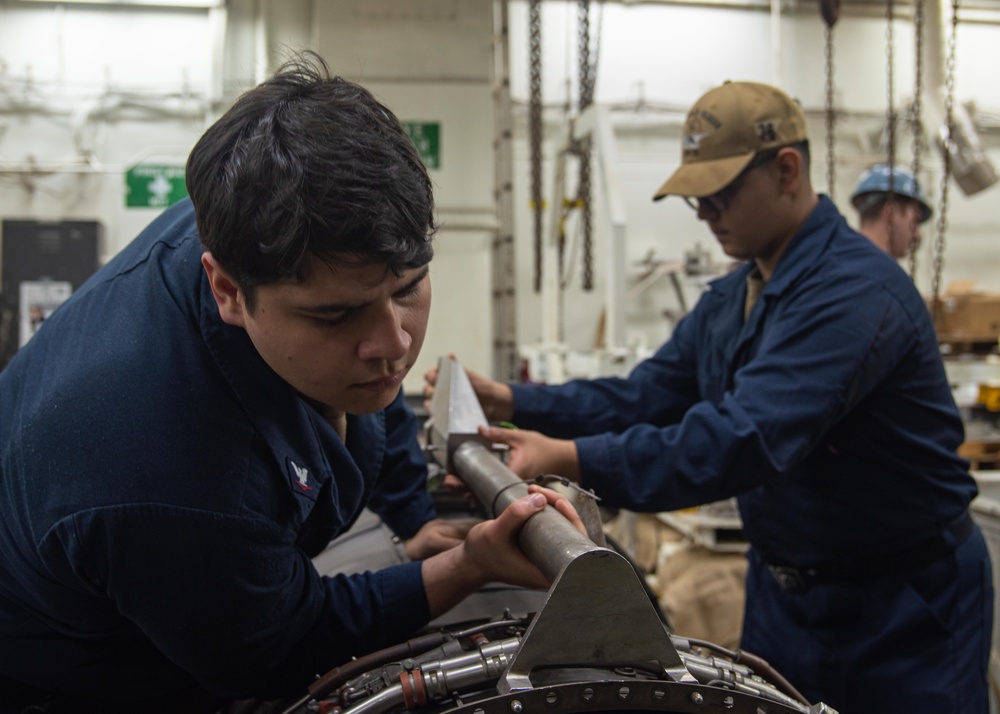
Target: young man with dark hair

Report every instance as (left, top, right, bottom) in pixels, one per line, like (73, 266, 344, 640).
(428, 81, 992, 714)
(0, 53, 579, 713)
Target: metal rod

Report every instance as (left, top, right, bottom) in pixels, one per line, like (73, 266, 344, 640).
(452, 441, 606, 583)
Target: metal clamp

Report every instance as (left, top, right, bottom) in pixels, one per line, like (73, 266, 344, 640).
(532, 475, 605, 547)
(531, 473, 601, 503)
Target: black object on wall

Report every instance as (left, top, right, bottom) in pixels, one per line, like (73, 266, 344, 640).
(0, 220, 101, 370)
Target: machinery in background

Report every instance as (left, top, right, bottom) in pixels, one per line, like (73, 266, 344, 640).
(520, 242, 726, 386)
(295, 358, 837, 714)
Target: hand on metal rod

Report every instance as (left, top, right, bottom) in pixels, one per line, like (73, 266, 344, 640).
(477, 424, 580, 484)
(402, 517, 482, 560)
(419, 485, 584, 618)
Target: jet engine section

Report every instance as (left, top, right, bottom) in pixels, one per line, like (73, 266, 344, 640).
(289, 615, 832, 714)
(290, 358, 837, 714)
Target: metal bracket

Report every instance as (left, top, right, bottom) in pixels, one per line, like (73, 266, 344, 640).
(499, 548, 689, 693)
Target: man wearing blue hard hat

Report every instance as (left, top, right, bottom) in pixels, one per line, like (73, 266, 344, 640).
(850, 163, 933, 260)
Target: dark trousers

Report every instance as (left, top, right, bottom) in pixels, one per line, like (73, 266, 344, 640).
(740, 525, 994, 714)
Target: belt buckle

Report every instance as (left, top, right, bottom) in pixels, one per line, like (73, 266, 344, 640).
(768, 565, 810, 593)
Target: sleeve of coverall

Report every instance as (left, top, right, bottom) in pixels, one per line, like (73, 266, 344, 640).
(573, 276, 914, 512)
(365, 389, 437, 540)
(510, 312, 703, 439)
(47, 500, 430, 701)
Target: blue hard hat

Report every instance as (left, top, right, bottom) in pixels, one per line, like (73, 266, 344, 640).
(850, 164, 933, 223)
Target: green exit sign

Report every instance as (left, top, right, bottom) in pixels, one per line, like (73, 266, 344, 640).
(125, 164, 188, 209)
(403, 121, 440, 170)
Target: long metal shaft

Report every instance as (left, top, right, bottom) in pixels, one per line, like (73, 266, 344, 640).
(452, 440, 607, 583)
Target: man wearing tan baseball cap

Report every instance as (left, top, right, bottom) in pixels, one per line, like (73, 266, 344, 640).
(654, 81, 808, 200)
(653, 80, 817, 284)
(427, 80, 991, 714)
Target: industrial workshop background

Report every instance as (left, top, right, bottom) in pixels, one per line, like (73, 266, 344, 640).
(0, 0, 998, 389)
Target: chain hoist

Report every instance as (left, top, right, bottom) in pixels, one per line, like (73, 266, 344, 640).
(820, 0, 840, 200)
(883, 0, 898, 256)
(908, 0, 926, 279)
(885, 0, 897, 188)
(931, 0, 959, 318)
(529, 0, 543, 294)
(576, 0, 595, 291)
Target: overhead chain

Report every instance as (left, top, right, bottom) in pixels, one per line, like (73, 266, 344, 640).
(490, 0, 518, 381)
(577, 0, 594, 291)
(577, 0, 595, 110)
(823, 23, 837, 200)
(931, 0, 960, 317)
(885, 0, 896, 190)
(908, 0, 926, 279)
(529, 0, 543, 293)
(884, 0, 897, 253)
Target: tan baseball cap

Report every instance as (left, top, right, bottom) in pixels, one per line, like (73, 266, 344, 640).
(653, 81, 808, 201)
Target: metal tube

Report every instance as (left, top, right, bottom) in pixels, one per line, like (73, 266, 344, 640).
(452, 440, 607, 583)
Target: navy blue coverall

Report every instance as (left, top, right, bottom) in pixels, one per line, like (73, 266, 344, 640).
(0, 200, 436, 708)
(510, 196, 993, 713)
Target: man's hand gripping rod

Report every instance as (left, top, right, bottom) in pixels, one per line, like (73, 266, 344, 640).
(423, 356, 689, 692)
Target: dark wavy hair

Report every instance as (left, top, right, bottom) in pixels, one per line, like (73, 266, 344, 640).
(186, 51, 436, 311)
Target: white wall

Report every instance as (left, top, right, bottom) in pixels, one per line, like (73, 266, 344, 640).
(1, 0, 998, 390)
(0, 1, 216, 256)
(503, 1, 1000, 364)
(312, 0, 497, 390)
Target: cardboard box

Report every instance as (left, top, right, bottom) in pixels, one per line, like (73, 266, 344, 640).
(931, 282, 1000, 343)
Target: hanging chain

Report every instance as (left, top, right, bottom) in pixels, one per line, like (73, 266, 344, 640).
(823, 23, 837, 200)
(577, 0, 594, 291)
(884, 0, 897, 254)
(909, 0, 925, 279)
(577, 0, 595, 109)
(885, 0, 896, 184)
(931, 0, 959, 317)
(529, 0, 543, 293)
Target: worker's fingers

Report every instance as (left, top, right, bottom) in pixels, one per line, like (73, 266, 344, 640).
(476, 425, 546, 479)
(441, 473, 468, 491)
(479, 493, 551, 589)
(477, 424, 520, 446)
(504, 491, 548, 520)
(526, 484, 587, 536)
(403, 517, 482, 560)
